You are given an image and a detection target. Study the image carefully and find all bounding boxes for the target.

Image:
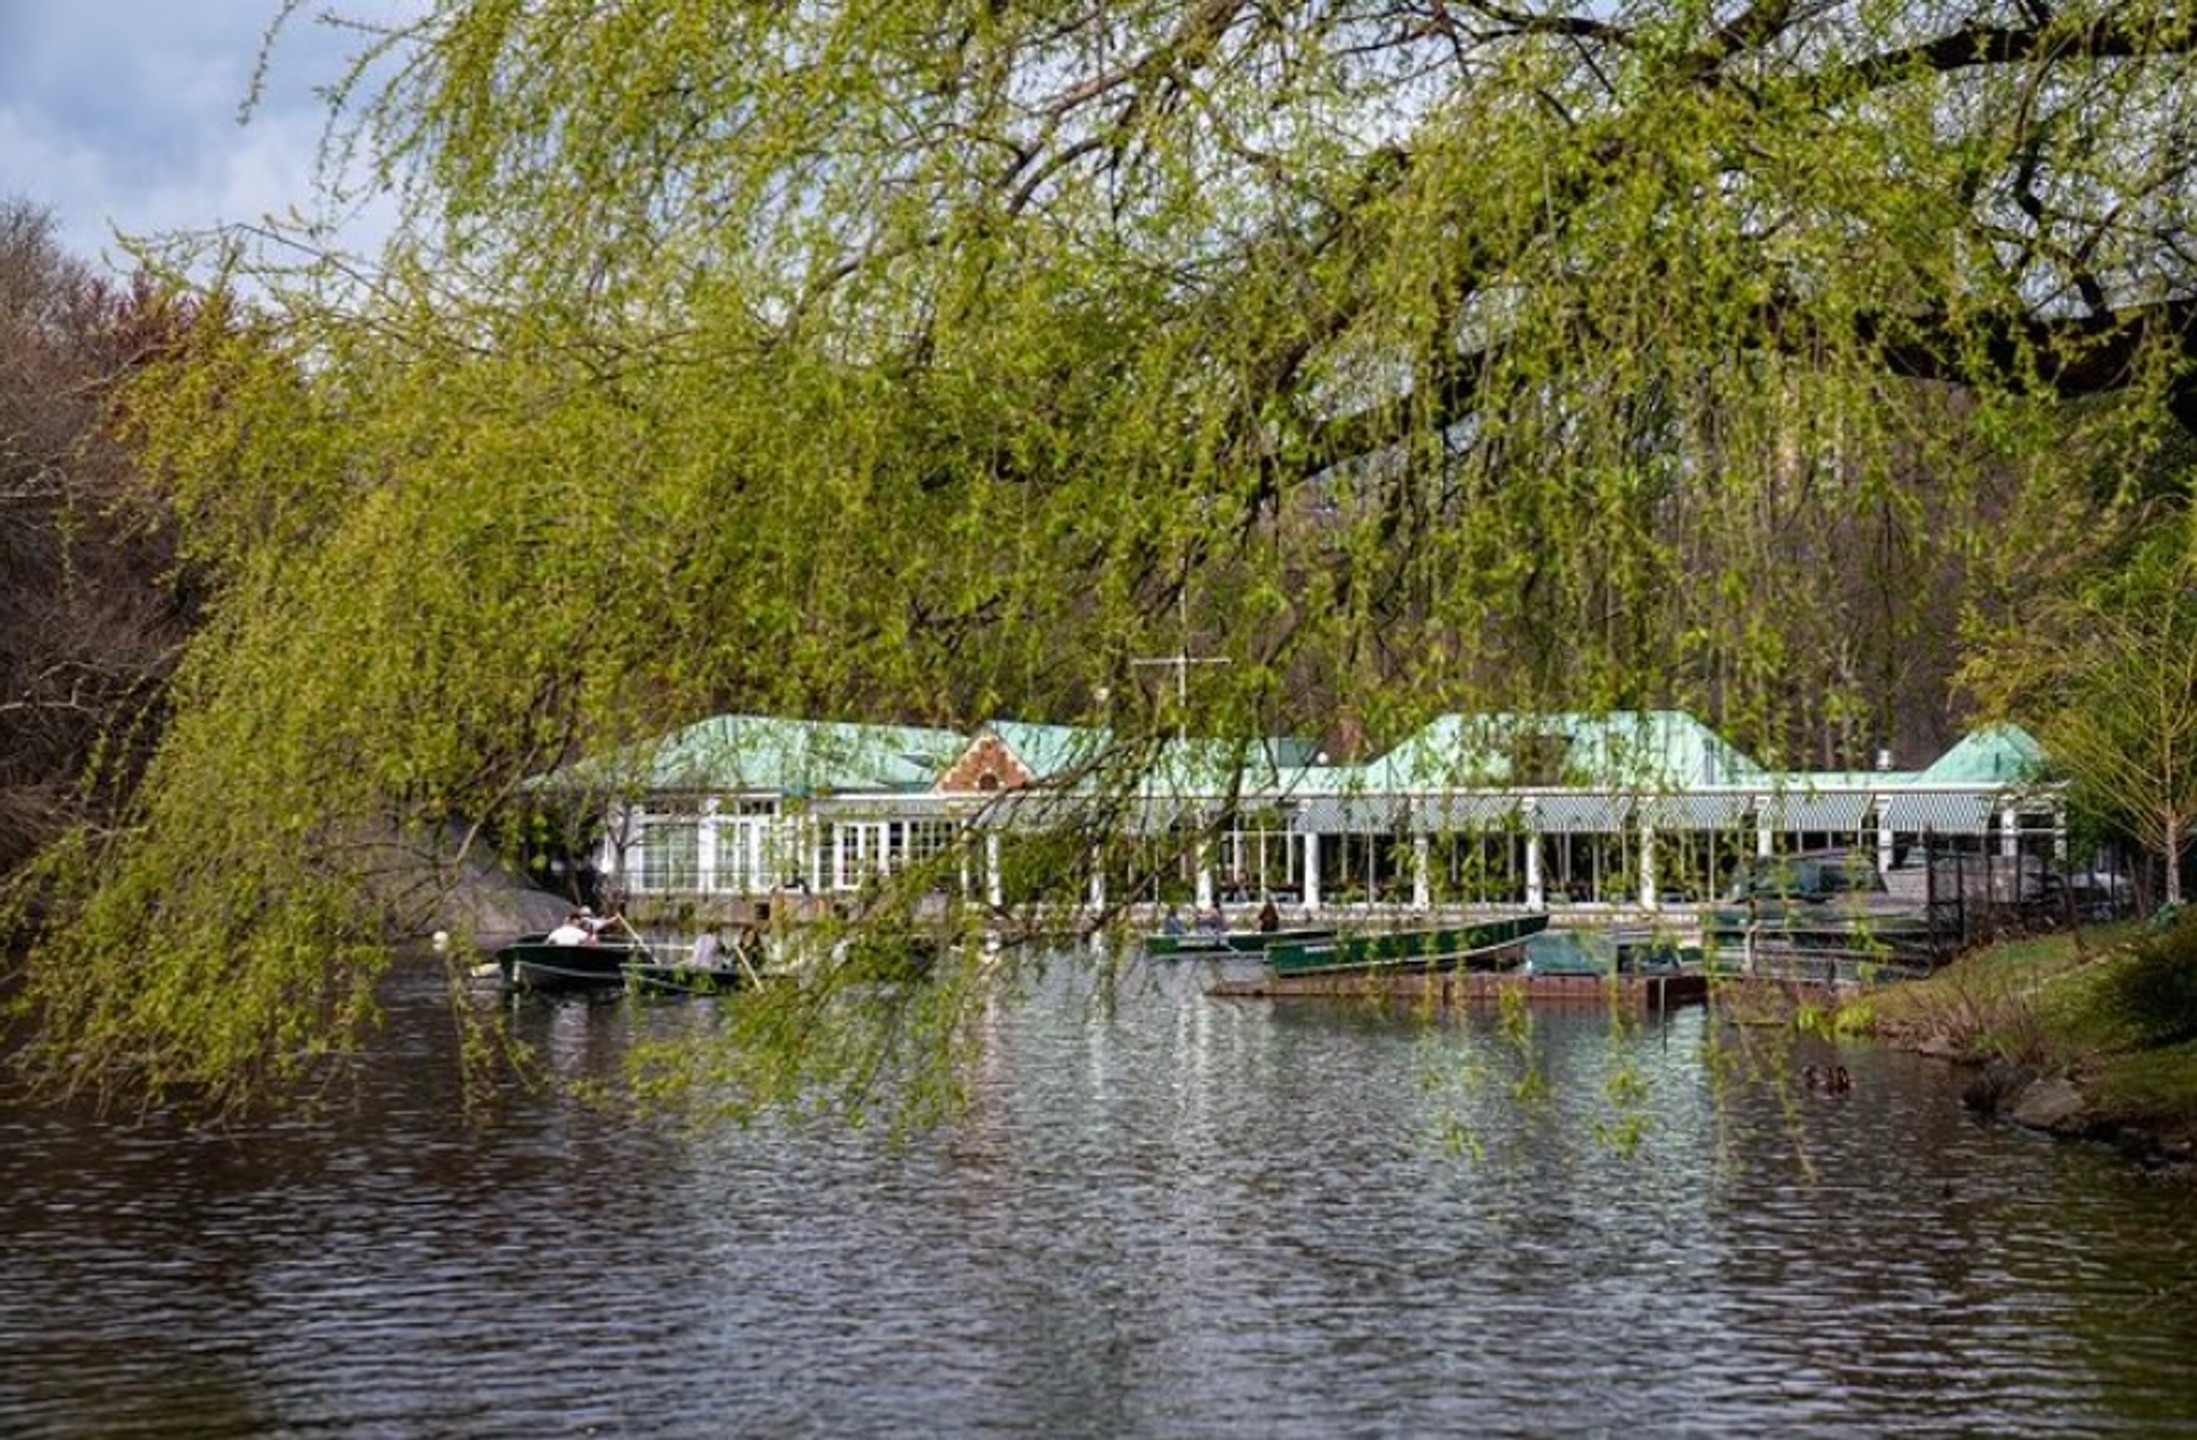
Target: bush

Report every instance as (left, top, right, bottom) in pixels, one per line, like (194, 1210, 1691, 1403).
(2103, 915, 2197, 1049)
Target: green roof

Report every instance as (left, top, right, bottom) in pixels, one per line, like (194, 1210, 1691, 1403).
(1916, 723, 2045, 783)
(610, 714, 967, 796)
(1354, 710, 1765, 791)
(993, 712, 2022, 798)
(541, 709, 2048, 806)
(1144, 734, 1326, 793)
(982, 719, 1111, 781)
(980, 720, 1323, 792)
(1779, 769, 1923, 788)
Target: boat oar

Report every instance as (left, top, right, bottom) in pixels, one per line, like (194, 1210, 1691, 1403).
(732, 940, 766, 990)
(606, 912, 661, 964)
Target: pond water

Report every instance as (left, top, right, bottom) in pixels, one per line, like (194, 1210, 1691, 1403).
(4, 952, 2194, 1437)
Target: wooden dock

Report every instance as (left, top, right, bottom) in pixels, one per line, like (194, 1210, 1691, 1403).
(1207, 970, 1709, 1010)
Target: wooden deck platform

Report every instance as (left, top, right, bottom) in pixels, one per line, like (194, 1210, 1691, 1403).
(1206, 970, 1710, 1010)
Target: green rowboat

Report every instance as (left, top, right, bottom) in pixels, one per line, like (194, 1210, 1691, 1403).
(1144, 926, 1336, 958)
(1264, 914, 1550, 977)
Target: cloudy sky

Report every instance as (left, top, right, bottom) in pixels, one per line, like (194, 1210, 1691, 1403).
(0, 1, 410, 271)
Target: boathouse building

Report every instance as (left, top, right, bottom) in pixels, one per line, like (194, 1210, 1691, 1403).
(567, 710, 2059, 920)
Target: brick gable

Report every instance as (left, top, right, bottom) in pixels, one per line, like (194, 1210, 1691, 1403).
(936, 733, 1035, 793)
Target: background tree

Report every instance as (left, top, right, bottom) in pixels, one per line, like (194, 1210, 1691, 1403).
(0, 199, 192, 880)
(13, 0, 2197, 1110)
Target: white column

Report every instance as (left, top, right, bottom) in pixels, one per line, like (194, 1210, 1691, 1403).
(697, 798, 719, 895)
(769, 813, 791, 891)
(1525, 818, 1546, 912)
(1413, 833, 1432, 911)
(2001, 805, 2021, 858)
(1876, 803, 1895, 877)
(1194, 836, 1215, 912)
(985, 830, 1004, 908)
(1302, 831, 1322, 913)
(596, 814, 622, 885)
(1088, 847, 1106, 914)
(1639, 820, 1658, 910)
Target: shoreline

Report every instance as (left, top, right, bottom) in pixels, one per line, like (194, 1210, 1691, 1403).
(1945, 1052, 2197, 1177)
(1838, 921, 2197, 1181)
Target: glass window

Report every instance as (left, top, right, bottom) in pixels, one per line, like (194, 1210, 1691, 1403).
(637, 814, 700, 894)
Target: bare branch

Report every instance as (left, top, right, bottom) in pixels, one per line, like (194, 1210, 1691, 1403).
(1833, 12, 2197, 93)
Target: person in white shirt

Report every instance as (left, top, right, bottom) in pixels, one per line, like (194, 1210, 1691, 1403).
(546, 911, 593, 946)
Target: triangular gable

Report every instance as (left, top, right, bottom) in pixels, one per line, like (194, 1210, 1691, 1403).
(1917, 723, 2045, 783)
(937, 732, 1038, 794)
(936, 719, 1121, 793)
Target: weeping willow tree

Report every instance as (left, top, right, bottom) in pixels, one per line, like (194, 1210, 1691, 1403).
(10, 0, 2197, 1113)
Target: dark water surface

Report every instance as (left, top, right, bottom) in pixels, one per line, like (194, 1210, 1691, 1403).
(5, 954, 2195, 1438)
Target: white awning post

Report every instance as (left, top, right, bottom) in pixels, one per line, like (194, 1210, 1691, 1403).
(597, 808, 625, 883)
(1194, 835, 1215, 912)
(1413, 833, 1432, 911)
(1524, 802, 1545, 911)
(985, 829, 1004, 909)
(697, 798, 719, 896)
(1639, 819, 1658, 910)
(1302, 830, 1322, 913)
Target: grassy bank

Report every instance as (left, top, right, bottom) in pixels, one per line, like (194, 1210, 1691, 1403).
(1847, 917, 2197, 1161)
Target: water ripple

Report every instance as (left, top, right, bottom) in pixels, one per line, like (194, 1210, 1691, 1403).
(4, 958, 2195, 1437)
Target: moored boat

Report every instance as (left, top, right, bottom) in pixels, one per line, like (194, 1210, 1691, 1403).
(1702, 900, 1937, 962)
(1520, 928, 1700, 976)
(1703, 849, 1940, 964)
(1144, 925, 1336, 957)
(1264, 914, 1550, 978)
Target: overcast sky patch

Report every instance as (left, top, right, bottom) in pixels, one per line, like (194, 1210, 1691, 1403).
(0, 1, 408, 271)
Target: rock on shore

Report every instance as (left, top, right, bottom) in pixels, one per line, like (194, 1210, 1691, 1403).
(1960, 1060, 2196, 1174)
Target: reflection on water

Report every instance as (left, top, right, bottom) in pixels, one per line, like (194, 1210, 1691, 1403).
(4, 952, 2195, 1437)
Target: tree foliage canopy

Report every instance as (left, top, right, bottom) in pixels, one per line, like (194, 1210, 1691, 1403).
(1966, 521, 2197, 905)
(12, 0, 2197, 1110)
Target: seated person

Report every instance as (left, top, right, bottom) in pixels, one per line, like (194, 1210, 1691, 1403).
(545, 911, 593, 946)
